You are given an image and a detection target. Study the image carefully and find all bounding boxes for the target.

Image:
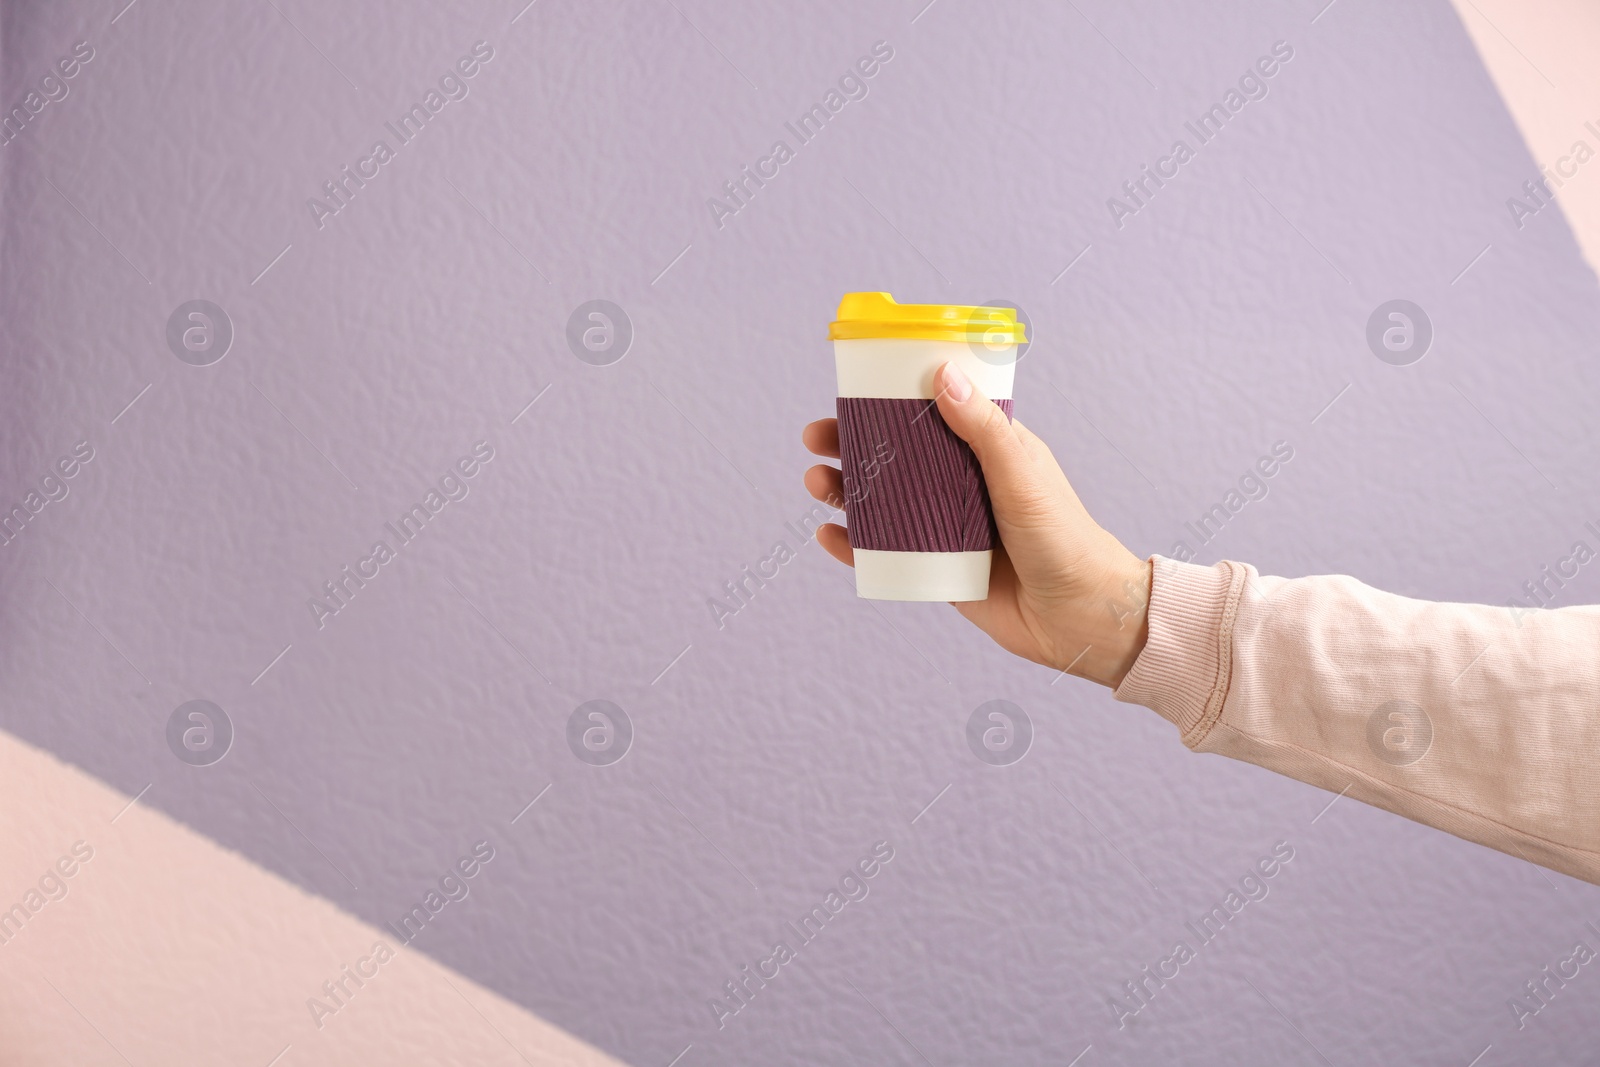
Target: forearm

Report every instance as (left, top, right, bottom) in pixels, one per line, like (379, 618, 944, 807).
(1115, 556, 1600, 885)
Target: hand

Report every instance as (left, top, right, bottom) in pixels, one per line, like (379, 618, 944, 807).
(802, 361, 1152, 688)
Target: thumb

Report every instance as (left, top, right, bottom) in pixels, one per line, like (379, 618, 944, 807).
(933, 361, 1035, 505)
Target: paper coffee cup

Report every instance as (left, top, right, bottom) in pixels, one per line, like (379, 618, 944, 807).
(829, 292, 1024, 602)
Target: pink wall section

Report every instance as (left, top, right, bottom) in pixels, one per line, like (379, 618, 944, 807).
(0, 729, 624, 1066)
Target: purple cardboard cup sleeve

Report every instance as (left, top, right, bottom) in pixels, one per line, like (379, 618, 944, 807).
(836, 396, 1014, 601)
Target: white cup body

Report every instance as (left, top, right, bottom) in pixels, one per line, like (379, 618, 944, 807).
(833, 337, 1016, 403)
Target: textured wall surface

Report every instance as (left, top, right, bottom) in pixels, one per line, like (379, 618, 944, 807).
(4, 0, 1600, 1064)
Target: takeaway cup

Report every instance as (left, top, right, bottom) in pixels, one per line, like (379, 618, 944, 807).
(829, 292, 1024, 601)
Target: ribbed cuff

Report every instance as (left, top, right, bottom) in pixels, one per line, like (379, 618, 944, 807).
(1113, 556, 1245, 746)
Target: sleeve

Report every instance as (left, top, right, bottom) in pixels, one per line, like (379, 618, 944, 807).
(1113, 555, 1600, 885)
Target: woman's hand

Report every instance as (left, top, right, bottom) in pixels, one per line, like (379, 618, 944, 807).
(803, 361, 1152, 688)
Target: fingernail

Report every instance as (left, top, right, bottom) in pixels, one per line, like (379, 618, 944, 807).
(942, 362, 972, 402)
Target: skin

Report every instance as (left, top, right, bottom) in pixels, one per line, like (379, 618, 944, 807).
(803, 361, 1153, 689)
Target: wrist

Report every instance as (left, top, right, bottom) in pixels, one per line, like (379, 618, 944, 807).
(1066, 555, 1152, 689)
(1104, 556, 1153, 687)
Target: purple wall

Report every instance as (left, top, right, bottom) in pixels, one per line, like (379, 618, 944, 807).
(4, 0, 1599, 1063)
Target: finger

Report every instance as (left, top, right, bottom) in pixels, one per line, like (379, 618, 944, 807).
(1011, 417, 1047, 460)
(1012, 416, 1083, 504)
(932, 362, 1042, 509)
(802, 418, 840, 458)
(1012, 417, 1061, 470)
(815, 523, 854, 566)
(804, 463, 845, 508)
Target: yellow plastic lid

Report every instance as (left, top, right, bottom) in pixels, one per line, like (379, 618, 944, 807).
(828, 292, 1027, 344)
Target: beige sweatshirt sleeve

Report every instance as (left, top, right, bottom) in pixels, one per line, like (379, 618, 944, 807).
(1113, 556, 1600, 885)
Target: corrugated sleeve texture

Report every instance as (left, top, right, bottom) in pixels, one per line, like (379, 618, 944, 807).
(1114, 555, 1600, 886)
